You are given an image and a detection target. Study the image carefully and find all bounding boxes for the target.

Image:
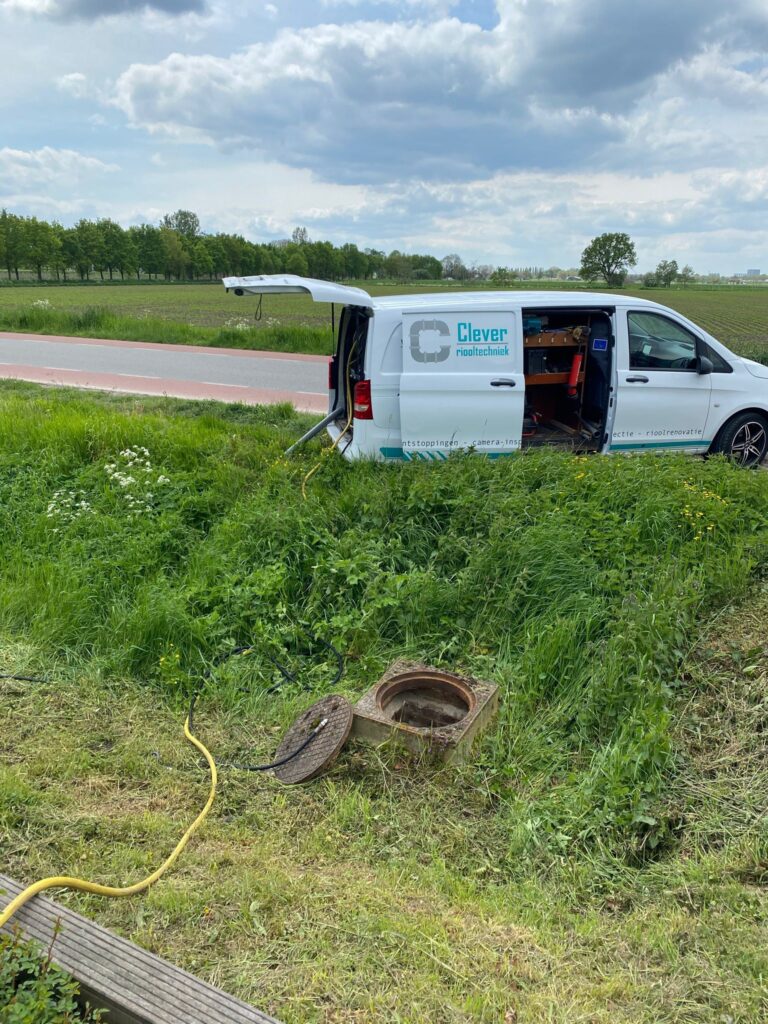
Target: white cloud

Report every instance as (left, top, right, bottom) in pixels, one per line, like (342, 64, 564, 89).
(0, 147, 119, 187)
(3, 0, 768, 273)
(106, 0, 768, 186)
(0, 0, 54, 10)
(2, 0, 206, 17)
(56, 71, 89, 96)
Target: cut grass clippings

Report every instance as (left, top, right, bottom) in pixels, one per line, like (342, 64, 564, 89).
(0, 380, 767, 1021)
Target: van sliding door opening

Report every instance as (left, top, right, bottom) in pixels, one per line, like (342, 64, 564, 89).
(521, 307, 614, 450)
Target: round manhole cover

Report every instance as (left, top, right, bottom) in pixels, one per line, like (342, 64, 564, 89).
(272, 694, 353, 784)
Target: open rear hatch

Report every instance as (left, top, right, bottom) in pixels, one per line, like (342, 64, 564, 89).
(222, 275, 373, 453)
(223, 274, 372, 306)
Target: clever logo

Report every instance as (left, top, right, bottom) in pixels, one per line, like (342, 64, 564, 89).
(409, 319, 451, 363)
(456, 321, 510, 357)
(457, 322, 509, 344)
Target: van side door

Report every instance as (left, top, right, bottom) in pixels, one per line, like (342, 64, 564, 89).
(608, 309, 712, 453)
(399, 310, 524, 458)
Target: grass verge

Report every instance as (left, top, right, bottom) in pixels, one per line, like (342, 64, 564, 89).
(0, 381, 767, 1021)
(0, 304, 332, 354)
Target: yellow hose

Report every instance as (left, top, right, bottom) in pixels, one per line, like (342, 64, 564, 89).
(0, 715, 217, 930)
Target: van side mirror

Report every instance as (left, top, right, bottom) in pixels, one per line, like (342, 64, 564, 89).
(697, 355, 713, 375)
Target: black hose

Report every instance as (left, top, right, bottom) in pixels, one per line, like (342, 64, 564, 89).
(224, 721, 327, 773)
(187, 634, 344, 772)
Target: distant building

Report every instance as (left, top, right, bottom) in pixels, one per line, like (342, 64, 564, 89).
(747, 268, 761, 276)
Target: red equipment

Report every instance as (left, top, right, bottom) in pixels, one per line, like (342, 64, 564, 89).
(567, 353, 583, 399)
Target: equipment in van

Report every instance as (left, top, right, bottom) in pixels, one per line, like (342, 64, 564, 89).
(224, 275, 768, 468)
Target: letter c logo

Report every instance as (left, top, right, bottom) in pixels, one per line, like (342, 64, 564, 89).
(410, 319, 451, 363)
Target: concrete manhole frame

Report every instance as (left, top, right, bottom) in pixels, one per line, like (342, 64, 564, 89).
(351, 660, 499, 763)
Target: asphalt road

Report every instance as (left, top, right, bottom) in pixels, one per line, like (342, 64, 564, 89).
(0, 332, 329, 412)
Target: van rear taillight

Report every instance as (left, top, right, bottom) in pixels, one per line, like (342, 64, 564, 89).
(353, 380, 373, 419)
(328, 356, 337, 391)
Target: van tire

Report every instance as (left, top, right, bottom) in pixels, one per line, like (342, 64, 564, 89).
(710, 412, 768, 467)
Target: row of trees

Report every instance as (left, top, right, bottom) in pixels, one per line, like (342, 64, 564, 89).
(579, 233, 695, 288)
(0, 213, 703, 289)
(0, 210, 446, 284)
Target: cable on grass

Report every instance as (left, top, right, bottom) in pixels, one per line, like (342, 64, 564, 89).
(0, 636, 344, 930)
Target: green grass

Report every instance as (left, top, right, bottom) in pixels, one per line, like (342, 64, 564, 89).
(1, 381, 767, 1021)
(0, 301, 333, 355)
(0, 282, 766, 363)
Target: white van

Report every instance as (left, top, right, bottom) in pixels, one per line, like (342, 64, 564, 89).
(223, 275, 768, 467)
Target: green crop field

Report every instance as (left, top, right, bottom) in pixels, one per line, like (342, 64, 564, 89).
(1, 380, 767, 1022)
(0, 281, 767, 363)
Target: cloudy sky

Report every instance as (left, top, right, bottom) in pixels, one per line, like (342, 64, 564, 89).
(1, 0, 767, 273)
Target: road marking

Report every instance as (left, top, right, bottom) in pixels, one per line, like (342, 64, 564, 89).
(115, 373, 161, 379)
(202, 380, 250, 388)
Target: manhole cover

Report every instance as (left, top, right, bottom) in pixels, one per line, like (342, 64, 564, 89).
(272, 694, 353, 784)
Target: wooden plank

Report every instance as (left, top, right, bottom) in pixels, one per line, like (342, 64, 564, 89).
(524, 333, 580, 348)
(0, 874, 282, 1024)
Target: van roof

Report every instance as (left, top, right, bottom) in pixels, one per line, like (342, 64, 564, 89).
(370, 290, 656, 312)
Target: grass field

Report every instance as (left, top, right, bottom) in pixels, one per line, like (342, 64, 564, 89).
(0, 281, 767, 363)
(1, 381, 767, 1022)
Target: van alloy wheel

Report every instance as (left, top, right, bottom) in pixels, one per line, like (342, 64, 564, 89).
(730, 419, 767, 466)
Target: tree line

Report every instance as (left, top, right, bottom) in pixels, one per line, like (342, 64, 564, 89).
(0, 210, 445, 284)
(1, 212, 716, 289)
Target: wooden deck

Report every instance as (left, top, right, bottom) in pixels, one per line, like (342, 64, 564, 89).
(0, 874, 282, 1024)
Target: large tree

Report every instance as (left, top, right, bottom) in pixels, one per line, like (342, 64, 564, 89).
(678, 264, 695, 287)
(0, 210, 28, 280)
(26, 217, 58, 281)
(97, 219, 127, 281)
(72, 219, 101, 280)
(579, 232, 637, 286)
(655, 259, 679, 287)
(442, 253, 468, 280)
(160, 209, 200, 241)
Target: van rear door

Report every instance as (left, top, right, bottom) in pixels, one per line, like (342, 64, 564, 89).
(223, 274, 372, 306)
(399, 310, 523, 458)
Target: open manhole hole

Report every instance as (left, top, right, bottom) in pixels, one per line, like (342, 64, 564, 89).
(377, 671, 474, 729)
(352, 662, 498, 762)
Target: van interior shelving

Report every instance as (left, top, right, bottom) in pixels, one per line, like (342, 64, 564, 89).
(521, 307, 613, 451)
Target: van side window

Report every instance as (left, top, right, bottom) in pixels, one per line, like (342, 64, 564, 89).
(628, 312, 698, 370)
